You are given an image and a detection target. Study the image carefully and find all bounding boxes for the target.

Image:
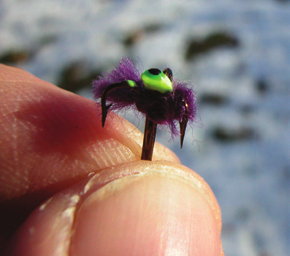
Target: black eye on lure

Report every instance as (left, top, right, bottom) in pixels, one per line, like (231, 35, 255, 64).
(92, 58, 197, 161)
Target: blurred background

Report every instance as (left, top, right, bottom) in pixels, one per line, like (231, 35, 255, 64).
(0, 0, 289, 255)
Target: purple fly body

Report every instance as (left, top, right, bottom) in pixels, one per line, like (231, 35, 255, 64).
(92, 58, 197, 137)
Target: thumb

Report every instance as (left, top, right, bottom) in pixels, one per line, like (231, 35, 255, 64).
(5, 161, 223, 256)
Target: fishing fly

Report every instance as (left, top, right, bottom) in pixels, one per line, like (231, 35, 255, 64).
(92, 58, 197, 161)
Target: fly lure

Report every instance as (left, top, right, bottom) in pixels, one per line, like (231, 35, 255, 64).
(92, 58, 197, 161)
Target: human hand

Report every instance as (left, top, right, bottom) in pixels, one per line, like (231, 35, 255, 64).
(0, 64, 223, 255)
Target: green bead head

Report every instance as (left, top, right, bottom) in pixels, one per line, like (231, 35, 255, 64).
(141, 68, 173, 94)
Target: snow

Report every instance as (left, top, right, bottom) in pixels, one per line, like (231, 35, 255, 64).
(1, 0, 289, 255)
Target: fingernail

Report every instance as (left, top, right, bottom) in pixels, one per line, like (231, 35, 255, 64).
(70, 170, 221, 255)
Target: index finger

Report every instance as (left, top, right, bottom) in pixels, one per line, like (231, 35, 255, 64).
(0, 64, 179, 239)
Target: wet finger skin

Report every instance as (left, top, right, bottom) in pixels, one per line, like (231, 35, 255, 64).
(0, 65, 224, 255)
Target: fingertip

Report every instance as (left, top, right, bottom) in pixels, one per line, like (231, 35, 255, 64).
(70, 162, 221, 255)
(4, 161, 222, 256)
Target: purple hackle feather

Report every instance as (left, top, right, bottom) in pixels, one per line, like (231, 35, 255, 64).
(92, 57, 142, 108)
(92, 58, 197, 136)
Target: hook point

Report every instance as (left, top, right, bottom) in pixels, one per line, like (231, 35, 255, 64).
(180, 101, 189, 149)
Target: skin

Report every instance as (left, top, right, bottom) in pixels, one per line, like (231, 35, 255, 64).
(0, 64, 224, 255)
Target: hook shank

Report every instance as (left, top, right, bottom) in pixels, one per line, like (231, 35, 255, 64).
(141, 118, 157, 161)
